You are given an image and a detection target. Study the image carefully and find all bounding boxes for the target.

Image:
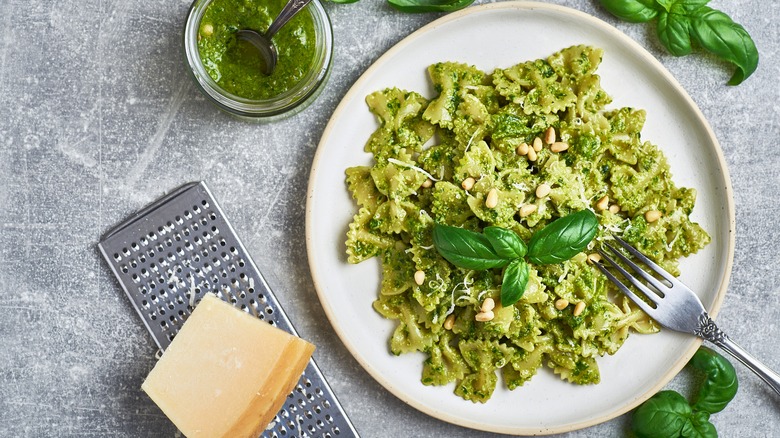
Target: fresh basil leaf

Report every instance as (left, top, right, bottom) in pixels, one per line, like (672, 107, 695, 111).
(681, 411, 717, 438)
(387, 0, 474, 13)
(599, 0, 659, 23)
(689, 6, 759, 85)
(689, 347, 738, 414)
(432, 224, 510, 270)
(655, 0, 676, 12)
(675, 0, 710, 14)
(657, 11, 693, 56)
(527, 210, 598, 265)
(484, 226, 527, 260)
(501, 259, 529, 307)
(632, 390, 692, 438)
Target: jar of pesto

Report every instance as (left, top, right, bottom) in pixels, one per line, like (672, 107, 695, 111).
(183, 0, 333, 120)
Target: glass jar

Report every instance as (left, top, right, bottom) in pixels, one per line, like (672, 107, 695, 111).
(183, 0, 333, 120)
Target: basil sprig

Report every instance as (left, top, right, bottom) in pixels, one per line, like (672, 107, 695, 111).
(432, 210, 598, 308)
(632, 347, 738, 438)
(599, 0, 758, 85)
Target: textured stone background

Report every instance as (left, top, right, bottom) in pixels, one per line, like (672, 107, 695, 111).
(1, 0, 778, 436)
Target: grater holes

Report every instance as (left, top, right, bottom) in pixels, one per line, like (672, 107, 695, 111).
(122, 247, 131, 256)
(192, 204, 201, 214)
(201, 199, 209, 208)
(184, 210, 192, 220)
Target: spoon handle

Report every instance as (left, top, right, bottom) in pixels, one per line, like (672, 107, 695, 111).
(266, 0, 314, 39)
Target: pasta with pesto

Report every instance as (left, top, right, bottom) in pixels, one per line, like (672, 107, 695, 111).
(344, 45, 710, 402)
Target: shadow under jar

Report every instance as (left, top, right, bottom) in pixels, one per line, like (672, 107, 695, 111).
(184, 0, 333, 120)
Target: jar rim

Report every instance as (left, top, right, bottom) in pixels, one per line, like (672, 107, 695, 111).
(183, 0, 333, 118)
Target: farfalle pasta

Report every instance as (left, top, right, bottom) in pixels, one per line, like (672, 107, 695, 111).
(344, 46, 710, 402)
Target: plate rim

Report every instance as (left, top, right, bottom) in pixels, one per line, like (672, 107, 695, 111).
(305, 1, 736, 434)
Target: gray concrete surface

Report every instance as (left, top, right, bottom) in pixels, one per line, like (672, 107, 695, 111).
(1, 0, 778, 436)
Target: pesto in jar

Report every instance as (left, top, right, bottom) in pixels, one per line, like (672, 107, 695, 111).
(197, 0, 316, 100)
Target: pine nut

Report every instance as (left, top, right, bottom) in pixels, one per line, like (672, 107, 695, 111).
(536, 183, 551, 198)
(461, 177, 475, 191)
(596, 195, 609, 211)
(481, 297, 495, 313)
(550, 142, 569, 153)
(516, 142, 530, 156)
(519, 204, 537, 217)
(573, 301, 586, 316)
(587, 253, 601, 264)
(421, 179, 433, 188)
(609, 204, 620, 214)
(443, 314, 455, 330)
(544, 127, 556, 144)
(533, 137, 543, 152)
(555, 298, 569, 310)
(414, 270, 426, 286)
(527, 148, 538, 162)
(485, 188, 499, 209)
(202, 23, 214, 36)
(475, 310, 494, 322)
(645, 210, 662, 223)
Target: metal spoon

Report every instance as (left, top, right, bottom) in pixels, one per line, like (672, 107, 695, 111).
(236, 0, 313, 75)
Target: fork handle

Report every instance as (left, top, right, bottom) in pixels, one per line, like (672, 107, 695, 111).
(697, 314, 780, 396)
(710, 335, 780, 396)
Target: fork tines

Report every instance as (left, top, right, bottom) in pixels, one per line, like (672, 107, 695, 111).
(593, 235, 678, 317)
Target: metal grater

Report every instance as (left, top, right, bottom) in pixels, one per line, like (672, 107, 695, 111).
(98, 181, 358, 438)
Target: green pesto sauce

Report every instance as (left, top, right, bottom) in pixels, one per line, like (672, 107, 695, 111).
(197, 0, 316, 100)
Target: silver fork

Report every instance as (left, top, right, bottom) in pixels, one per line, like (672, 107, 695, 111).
(595, 235, 780, 396)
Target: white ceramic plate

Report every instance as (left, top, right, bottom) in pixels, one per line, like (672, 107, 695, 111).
(306, 2, 734, 434)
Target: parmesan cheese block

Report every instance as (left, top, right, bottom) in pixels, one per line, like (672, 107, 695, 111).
(141, 293, 315, 437)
